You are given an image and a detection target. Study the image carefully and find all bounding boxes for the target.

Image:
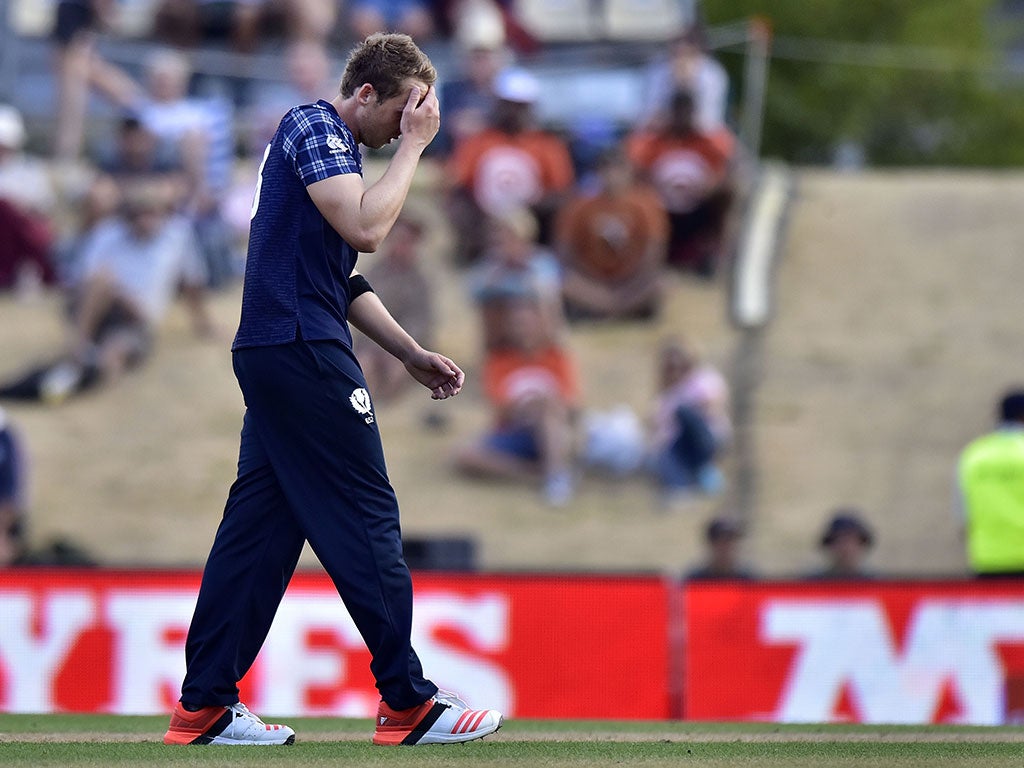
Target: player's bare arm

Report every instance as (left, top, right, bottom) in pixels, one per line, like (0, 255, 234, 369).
(307, 85, 439, 253)
(348, 287, 463, 400)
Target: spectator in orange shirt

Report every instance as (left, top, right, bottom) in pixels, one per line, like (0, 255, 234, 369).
(446, 67, 575, 265)
(626, 89, 736, 277)
(454, 295, 580, 507)
(555, 144, 670, 321)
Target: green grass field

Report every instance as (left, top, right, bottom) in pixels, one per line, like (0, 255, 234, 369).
(2, 715, 1023, 767)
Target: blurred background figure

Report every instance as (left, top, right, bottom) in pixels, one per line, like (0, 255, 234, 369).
(0, 200, 57, 299)
(0, 406, 28, 567)
(50, 0, 141, 161)
(154, 0, 267, 51)
(348, 0, 437, 42)
(434, 0, 512, 156)
(0, 182, 213, 404)
(648, 335, 731, 505)
(640, 23, 729, 133)
(685, 514, 756, 581)
(957, 388, 1024, 578)
(555, 143, 669, 322)
(243, 39, 338, 156)
(808, 511, 875, 580)
(0, 106, 59, 295)
(454, 295, 581, 507)
(355, 214, 436, 404)
(445, 66, 575, 265)
(626, 88, 737, 277)
(467, 207, 564, 353)
(128, 49, 240, 287)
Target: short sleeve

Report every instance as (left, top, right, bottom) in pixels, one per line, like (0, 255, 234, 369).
(281, 105, 362, 187)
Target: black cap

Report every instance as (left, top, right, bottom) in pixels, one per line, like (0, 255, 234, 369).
(820, 511, 873, 548)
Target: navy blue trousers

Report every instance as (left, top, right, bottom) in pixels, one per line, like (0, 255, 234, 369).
(180, 339, 437, 710)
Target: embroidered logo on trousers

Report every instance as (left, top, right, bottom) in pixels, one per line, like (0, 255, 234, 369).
(350, 387, 375, 424)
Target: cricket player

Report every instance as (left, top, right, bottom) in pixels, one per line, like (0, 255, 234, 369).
(163, 33, 503, 747)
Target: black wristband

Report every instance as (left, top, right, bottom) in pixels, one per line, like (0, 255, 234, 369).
(349, 274, 374, 301)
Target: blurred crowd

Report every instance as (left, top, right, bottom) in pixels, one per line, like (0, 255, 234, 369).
(0, 0, 759, 564)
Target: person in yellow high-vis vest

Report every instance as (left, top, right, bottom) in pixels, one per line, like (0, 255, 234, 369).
(958, 390, 1024, 577)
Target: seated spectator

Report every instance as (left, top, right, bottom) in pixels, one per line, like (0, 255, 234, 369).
(467, 207, 564, 351)
(242, 39, 338, 156)
(53, 173, 122, 288)
(153, 0, 286, 51)
(355, 214, 435, 404)
(640, 23, 729, 133)
(453, 296, 581, 506)
(0, 406, 27, 567)
(0, 105, 59, 221)
(434, 0, 511, 156)
(446, 67, 575, 265)
(0, 200, 57, 296)
(51, 0, 142, 160)
(128, 49, 240, 287)
(58, 115, 187, 287)
(0, 106, 59, 294)
(626, 89, 737, 277)
(685, 515, 756, 581)
(97, 115, 188, 192)
(808, 510, 876, 580)
(555, 144, 669, 321)
(0, 182, 214, 404)
(648, 336, 731, 503)
(348, 0, 437, 43)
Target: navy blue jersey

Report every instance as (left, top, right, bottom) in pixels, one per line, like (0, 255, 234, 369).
(234, 100, 363, 350)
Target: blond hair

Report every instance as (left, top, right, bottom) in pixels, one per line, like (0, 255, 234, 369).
(340, 33, 437, 101)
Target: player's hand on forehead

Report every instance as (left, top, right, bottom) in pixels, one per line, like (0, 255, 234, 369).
(404, 80, 433, 107)
(401, 83, 439, 149)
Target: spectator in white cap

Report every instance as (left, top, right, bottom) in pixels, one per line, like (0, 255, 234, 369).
(445, 67, 575, 265)
(435, 0, 513, 156)
(0, 105, 58, 217)
(0, 105, 59, 293)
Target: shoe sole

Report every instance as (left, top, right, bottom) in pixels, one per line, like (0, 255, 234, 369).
(374, 716, 503, 746)
(207, 733, 296, 746)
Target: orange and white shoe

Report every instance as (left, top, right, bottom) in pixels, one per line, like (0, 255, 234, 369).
(372, 690, 503, 746)
(163, 701, 295, 745)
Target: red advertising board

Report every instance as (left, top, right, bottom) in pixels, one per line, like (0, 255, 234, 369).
(684, 580, 1024, 725)
(0, 569, 672, 719)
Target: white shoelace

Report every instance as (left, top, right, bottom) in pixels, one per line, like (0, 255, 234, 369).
(433, 690, 469, 710)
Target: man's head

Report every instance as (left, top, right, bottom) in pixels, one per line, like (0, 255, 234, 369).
(999, 389, 1024, 424)
(340, 33, 436, 102)
(122, 181, 171, 239)
(0, 104, 26, 160)
(491, 68, 540, 134)
(339, 33, 437, 149)
(666, 89, 697, 135)
(117, 116, 159, 170)
(657, 335, 700, 389)
(488, 207, 538, 264)
(819, 510, 873, 575)
(704, 515, 744, 571)
(144, 49, 191, 102)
